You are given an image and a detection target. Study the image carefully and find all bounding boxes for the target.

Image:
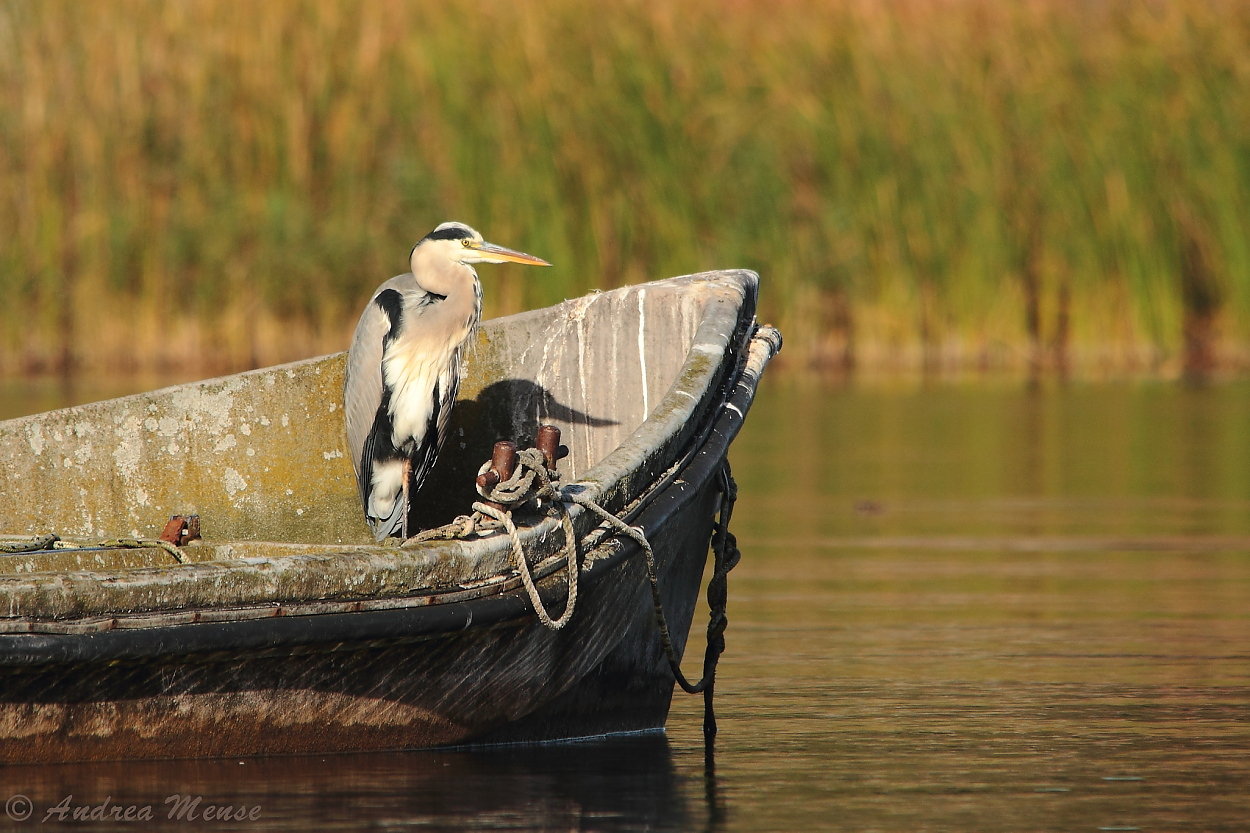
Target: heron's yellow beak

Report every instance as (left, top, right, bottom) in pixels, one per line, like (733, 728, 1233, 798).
(466, 240, 552, 267)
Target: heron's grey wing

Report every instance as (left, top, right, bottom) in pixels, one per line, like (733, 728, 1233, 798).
(344, 282, 399, 483)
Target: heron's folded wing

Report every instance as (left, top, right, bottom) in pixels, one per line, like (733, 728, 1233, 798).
(343, 289, 394, 482)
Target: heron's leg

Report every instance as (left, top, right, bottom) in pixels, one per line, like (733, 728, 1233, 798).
(400, 458, 412, 539)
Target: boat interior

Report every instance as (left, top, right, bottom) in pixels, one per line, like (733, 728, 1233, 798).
(0, 272, 757, 579)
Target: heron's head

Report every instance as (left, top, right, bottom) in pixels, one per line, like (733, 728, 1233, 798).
(412, 222, 551, 274)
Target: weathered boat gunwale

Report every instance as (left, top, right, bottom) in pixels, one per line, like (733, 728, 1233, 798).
(0, 272, 757, 626)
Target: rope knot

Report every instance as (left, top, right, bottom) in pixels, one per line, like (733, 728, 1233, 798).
(474, 446, 559, 509)
(461, 430, 578, 631)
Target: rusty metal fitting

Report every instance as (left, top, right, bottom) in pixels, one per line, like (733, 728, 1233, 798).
(477, 469, 500, 492)
(536, 425, 569, 471)
(476, 441, 519, 510)
(160, 515, 201, 547)
(493, 441, 518, 481)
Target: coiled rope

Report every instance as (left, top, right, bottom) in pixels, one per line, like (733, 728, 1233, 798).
(473, 448, 579, 630)
(409, 446, 580, 630)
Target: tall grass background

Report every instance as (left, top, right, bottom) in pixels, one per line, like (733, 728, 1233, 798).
(1, 0, 1247, 377)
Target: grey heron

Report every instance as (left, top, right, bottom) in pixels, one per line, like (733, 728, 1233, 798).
(344, 222, 551, 541)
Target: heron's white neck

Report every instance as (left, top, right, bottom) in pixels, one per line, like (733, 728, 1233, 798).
(410, 244, 479, 300)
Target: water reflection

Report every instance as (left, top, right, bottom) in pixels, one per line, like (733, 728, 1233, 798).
(6, 733, 696, 831)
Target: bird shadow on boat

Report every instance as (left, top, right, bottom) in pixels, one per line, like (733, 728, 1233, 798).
(409, 378, 619, 532)
(11, 732, 698, 831)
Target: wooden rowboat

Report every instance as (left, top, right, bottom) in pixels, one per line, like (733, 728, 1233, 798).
(0, 270, 780, 762)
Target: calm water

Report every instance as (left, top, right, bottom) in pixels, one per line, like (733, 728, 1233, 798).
(2, 373, 1249, 831)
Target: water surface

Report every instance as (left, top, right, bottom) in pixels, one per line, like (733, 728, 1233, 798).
(2, 374, 1248, 830)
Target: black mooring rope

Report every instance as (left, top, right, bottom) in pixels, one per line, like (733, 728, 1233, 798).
(699, 463, 740, 739)
(573, 462, 740, 738)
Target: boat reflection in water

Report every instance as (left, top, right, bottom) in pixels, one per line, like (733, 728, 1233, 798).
(16, 732, 696, 830)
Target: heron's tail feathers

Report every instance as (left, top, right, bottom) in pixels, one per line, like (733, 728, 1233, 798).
(365, 458, 410, 541)
(366, 484, 405, 541)
(367, 500, 405, 542)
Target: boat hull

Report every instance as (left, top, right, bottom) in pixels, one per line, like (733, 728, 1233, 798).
(0, 486, 716, 762)
(0, 271, 780, 762)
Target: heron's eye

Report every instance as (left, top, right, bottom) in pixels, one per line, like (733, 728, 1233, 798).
(461, 239, 472, 247)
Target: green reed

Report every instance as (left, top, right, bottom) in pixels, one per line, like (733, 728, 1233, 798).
(0, 0, 1247, 375)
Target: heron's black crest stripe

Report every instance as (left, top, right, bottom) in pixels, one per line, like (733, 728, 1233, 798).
(374, 289, 404, 347)
(422, 225, 475, 243)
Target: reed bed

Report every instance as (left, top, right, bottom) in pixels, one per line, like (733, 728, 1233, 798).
(1, 0, 1247, 377)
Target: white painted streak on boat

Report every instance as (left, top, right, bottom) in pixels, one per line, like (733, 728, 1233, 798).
(637, 288, 649, 421)
(567, 293, 597, 469)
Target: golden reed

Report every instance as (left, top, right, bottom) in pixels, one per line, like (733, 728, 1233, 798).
(1, 0, 1247, 377)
